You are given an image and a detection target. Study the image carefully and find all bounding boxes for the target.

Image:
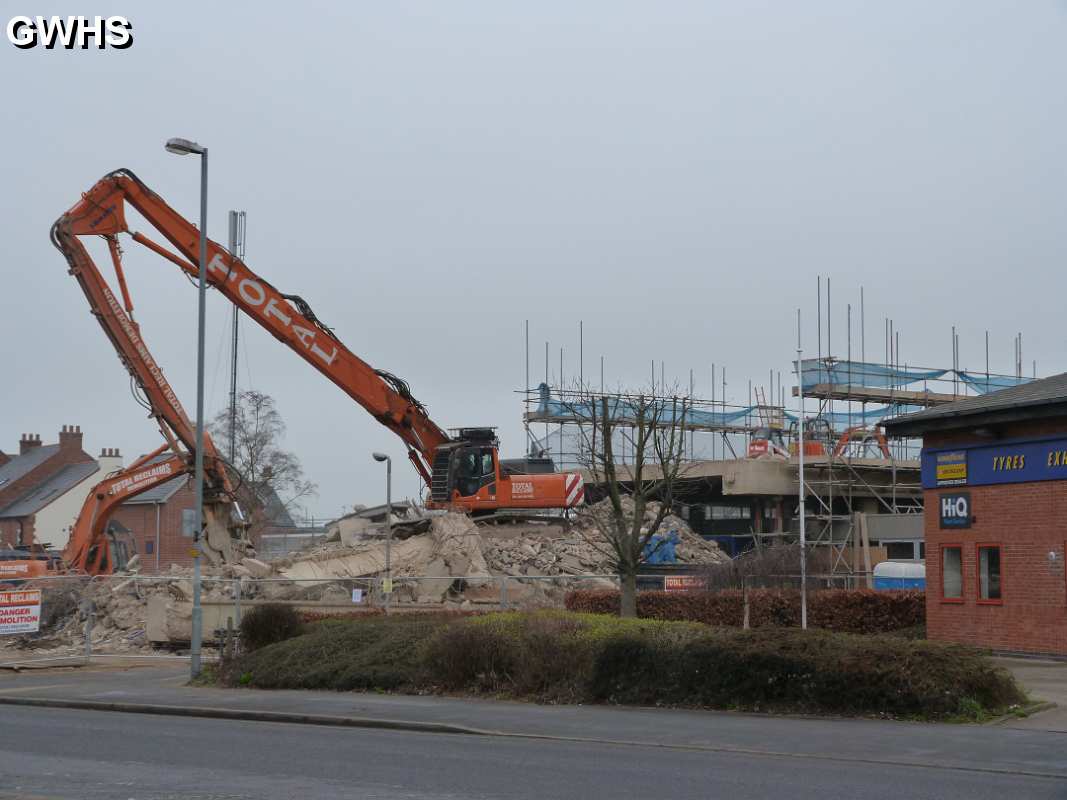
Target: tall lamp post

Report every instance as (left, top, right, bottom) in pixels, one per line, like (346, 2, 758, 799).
(372, 452, 392, 610)
(165, 136, 208, 676)
(796, 309, 807, 630)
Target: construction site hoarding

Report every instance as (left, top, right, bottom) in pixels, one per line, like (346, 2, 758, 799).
(0, 590, 42, 635)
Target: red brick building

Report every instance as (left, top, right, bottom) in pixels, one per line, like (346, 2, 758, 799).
(0, 426, 117, 550)
(109, 469, 198, 573)
(886, 374, 1067, 656)
(107, 463, 308, 573)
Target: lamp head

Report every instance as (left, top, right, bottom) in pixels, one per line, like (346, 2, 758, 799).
(372, 452, 389, 463)
(165, 137, 205, 156)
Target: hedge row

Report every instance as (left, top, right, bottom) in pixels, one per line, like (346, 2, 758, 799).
(564, 588, 924, 634)
(225, 611, 1022, 719)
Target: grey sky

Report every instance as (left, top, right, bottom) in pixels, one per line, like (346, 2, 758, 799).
(2, 2, 1065, 518)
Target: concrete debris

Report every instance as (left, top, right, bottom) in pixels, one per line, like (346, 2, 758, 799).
(266, 498, 725, 600)
(239, 557, 273, 579)
(0, 498, 728, 657)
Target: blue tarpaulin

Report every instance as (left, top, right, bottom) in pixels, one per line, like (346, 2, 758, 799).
(956, 371, 1033, 394)
(798, 359, 946, 391)
(532, 384, 758, 429)
(814, 404, 926, 428)
(643, 529, 679, 565)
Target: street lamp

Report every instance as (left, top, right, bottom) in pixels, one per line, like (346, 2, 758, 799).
(372, 452, 392, 610)
(166, 136, 208, 676)
(796, 309, 807, 630)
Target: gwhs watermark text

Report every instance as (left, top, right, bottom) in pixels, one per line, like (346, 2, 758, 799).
(7, 16, 133, 50)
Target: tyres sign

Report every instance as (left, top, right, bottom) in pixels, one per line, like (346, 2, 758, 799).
(939, 493, 971, 529)
(0, 590, 41, 634)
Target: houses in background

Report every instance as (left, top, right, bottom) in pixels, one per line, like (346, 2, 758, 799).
(0, 426, 319, 572)
(0, 426, 121, 550)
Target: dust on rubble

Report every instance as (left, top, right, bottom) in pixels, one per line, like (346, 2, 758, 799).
(0, 498, 726, 656)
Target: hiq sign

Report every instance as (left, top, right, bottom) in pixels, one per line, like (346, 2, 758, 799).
(939, 492, 971, 529)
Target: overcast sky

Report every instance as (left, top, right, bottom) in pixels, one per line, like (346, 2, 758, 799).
(2, 2, 1065, 518)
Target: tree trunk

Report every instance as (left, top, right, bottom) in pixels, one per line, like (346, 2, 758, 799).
(619, 570, 637, 618)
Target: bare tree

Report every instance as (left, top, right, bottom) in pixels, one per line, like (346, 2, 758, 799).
(565, 386, 693, 617)
(210, 390, 317, 536)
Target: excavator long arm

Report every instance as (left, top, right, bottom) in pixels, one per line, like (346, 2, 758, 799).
(57, 169, 450, 484)
(63, 447, 187, 574)
(45, 179, 247, 569)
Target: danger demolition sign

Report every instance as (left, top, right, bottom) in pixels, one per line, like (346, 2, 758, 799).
(0, 590, 41, 635)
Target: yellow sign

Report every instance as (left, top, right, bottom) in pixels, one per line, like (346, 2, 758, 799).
(381, 577, 394, 594)
(935, 451, 967, 486)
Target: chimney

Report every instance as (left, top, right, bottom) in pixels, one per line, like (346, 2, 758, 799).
(98, 447, 123, 474)
(19, 433, 42, 455)
(58, 424, 83, 452)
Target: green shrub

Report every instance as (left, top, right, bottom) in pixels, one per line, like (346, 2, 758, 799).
(565, 588, 925, 634)
(239, 603, 305, 652)
(424, 611, 706, 700)
(220, 609, 1021, 720)
(228, 615, 442, 690)
(589, 628, 1023, 717)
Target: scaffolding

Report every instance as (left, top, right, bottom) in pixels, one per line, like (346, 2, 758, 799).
(517, 289, 1040, 579)
(795, 277, 1037, 578)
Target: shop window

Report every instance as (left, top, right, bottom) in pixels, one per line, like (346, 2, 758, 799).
(884, 541, 917, 560)
(710, 505, 750, 520)
(942, 545, 963, 601)
(977, 545, 1002, 603)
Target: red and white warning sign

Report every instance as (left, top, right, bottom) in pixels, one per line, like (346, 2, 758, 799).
(663, 576, 707, 593)
(0, 590, 41, 635)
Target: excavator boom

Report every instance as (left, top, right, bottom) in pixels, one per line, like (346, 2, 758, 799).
(55, 169, 584, 513)
(58, 169, 447, 484)
(2, 178, 252, 580)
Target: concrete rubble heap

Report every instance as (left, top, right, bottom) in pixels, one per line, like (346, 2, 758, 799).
(0, 498, 727, 657)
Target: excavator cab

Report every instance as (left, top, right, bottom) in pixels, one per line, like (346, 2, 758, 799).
(83, 523, 137, 576)
(431, 429, 499, 504)
(748, 426, 789, 460)
(428, 427, 584, 511)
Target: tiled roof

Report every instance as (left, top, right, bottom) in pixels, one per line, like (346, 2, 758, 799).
(0, 445, 59, 492)
(0, 461, 99, 517)
(884, 372, 1067, 432)
(120, 454, 189, 504)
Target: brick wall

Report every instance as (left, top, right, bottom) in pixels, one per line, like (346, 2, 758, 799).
(0, 427, 95, 547)
(0, 428, 95, 510)
(109, 479, 197, 573)
(925, 420, 1067, 656)
(0, 517, 33, 548)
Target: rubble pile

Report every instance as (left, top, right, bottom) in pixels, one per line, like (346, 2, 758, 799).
(484, 498, 727, 576)
(0, 498, 730, 657)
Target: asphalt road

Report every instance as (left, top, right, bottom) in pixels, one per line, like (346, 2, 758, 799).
(0, 706, 1064, 800)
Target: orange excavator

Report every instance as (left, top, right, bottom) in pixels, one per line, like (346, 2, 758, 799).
(55, 169, 584, 514)
(0, 192, 248, 580)
(0, 446, 211, 580)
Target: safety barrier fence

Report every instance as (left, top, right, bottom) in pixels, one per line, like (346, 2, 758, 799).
(0, 570, 873, 668)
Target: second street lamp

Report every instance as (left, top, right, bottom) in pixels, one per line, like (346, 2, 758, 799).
(372, 452, 392, 610)
(165, 135, 208, 676)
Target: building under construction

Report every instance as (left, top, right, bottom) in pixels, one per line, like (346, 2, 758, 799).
(521, 294, 1037, 584)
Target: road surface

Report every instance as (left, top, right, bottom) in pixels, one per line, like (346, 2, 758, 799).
(0, 705, 1065, 800)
